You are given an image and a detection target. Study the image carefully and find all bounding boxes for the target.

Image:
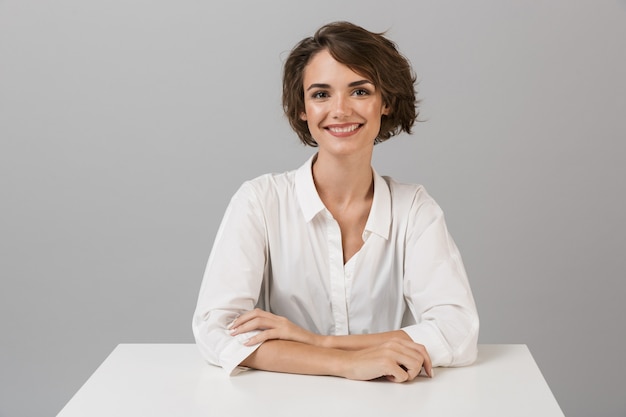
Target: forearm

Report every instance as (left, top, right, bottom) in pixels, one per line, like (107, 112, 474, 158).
(240, 336, 432, 381)
(320, 329, 412, 351)
(240, 339, 348, 377)
(229, 310, 430, 380)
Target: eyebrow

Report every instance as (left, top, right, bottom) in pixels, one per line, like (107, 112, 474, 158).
(306, 79, 374, 91)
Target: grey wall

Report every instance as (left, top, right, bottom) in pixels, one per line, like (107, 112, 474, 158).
(1, 1, 625, 416)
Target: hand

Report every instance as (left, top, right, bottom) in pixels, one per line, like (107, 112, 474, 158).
(229, 308, 320, 347)
(341, 339, 432, 382)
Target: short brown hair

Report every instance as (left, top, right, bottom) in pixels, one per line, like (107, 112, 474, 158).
(283, 21, 418, 147)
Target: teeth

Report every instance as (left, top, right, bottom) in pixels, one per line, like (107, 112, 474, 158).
(328, 124, 359, 133)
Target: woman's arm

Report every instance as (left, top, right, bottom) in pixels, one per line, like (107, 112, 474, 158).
(232, 308, 421, 351)
(192, 182, 269, 375)
(230, 309, 433, 379)
(240, 338, 431, 382)
(400, 190, 480, 367)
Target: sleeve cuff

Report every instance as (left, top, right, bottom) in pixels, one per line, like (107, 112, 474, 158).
(401, 319, 479, 367)
(219, 330, 264, 376)
(401, 323, 453, 367)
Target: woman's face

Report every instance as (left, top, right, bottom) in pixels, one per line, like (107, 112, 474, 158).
(300, 50, 388, 158)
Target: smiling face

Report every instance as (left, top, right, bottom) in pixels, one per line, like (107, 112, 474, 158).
(300, 50, 389, 159)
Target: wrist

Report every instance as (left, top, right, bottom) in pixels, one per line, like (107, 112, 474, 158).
(329, 348, 352, 378)
(314, 334, 331, 348)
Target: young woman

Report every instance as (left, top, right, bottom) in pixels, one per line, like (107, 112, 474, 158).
(193, 21, 479, 383)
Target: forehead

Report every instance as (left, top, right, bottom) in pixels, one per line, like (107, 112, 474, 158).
(303, 50, 370, 85)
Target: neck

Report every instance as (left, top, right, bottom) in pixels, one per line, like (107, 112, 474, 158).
(312, 151, 374, 207)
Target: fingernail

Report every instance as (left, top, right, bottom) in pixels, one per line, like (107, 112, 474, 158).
(227, 320, 236, 330)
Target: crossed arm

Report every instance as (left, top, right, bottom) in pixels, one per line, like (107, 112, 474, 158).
(229, 308, 433, 383)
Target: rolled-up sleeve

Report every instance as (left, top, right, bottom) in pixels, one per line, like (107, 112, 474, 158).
(192, 182, 267, 375)
(401, 191, 479, 367)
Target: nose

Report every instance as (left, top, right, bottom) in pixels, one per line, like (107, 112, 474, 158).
(332, 94, 352, 119)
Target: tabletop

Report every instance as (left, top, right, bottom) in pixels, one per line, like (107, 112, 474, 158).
(57, 343, 564, 417)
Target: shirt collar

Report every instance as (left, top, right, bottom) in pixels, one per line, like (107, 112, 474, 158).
(365, 168, 391, 240)
(295, 154, 326, 222)
(295, 154, 391, 241)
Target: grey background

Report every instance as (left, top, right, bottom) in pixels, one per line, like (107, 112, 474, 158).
(1, 1, 625, 416)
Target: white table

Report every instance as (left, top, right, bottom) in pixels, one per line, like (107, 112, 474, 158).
(57, 344, 564, 417)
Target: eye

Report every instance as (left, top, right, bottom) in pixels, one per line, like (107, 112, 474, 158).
(352, 88, 370, 97)
(311, 90, 329, 99)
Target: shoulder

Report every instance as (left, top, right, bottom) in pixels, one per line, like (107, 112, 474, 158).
(383, 177, 444, 233)
(232, 169, 297, 206)
(383, 176, 439, 212)
(381, 176, 445, 234)
(244, 169, 296, 192)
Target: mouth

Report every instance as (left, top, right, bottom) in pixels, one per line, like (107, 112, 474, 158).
(325, 123, 362, 136)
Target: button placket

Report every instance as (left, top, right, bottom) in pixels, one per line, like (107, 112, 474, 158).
(325, 211, 349, 335)
(343, 254, 357, 330)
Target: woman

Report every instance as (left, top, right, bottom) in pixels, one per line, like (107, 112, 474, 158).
(193, 21, 479, 383)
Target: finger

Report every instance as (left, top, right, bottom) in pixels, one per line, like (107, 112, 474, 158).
(414, 345, 433, 378)
(230, 309, 265, 328)
(396, 353, 424, 381)
(243, 329, 275, 346)
(385, 365, 409, 383)
(377, 346, 420, 382)
(384, 342, 426, 380)
(230, 317, 271, 335)
(401, 363, 421, 381)
(400, 341, 433, 378)
(398, 364, 420, 381)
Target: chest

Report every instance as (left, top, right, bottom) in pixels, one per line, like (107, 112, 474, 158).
(334, 208, 369, 264)
(264, 223, 406, 334)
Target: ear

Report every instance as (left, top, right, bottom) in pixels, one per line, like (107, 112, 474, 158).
(300, 112, 307, 121)
(381, 104, 390, 116)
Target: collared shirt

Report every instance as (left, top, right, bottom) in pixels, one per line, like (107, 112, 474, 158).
(192, 155, 479, 375)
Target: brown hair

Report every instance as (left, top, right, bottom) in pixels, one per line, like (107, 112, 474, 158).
(282, 21, 418, 147)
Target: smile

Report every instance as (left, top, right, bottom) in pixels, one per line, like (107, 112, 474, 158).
(326, 124, 361, 133)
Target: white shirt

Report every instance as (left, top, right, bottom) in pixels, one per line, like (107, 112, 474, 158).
(193, 155, 479, 375)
